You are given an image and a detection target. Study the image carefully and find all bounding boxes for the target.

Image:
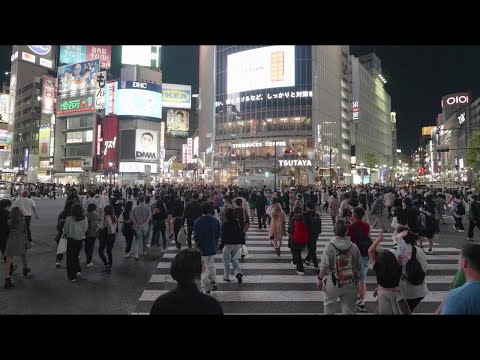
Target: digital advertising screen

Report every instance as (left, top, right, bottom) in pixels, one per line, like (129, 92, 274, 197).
(166, 109, 189, 137)
(135, 129, 158, 161)
(227, 45, 295, 94)
(121, 46, 161, 67)
(116, 81, 162, 119)
(57, 59, 100, 94)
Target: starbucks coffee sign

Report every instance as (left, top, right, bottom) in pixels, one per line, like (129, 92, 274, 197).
(279, 159, 312, 167)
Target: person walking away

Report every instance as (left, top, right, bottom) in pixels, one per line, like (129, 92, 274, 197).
(347, 207, 373, 312)
(233, 198, 250, 258)
(131, 195, 152, 260)
(85, 203, 100, 268)
(439, 243, 480, 314)
(435, 194, 447, 225)
(98, 205, 117, 272)
(182, 193, 202, 248)
(288, 207, 309, 276)
(219, 208, 244, 283)
(193, 202, 221, 294)
(384, 190, 395, 219)
(467, 195, 480, 241)
(269, 203, 286, 256)
(3, 207, 31, 289)
(303, 201, 322, 274)
(328, 192, 340, 226)
(152, 199, 168, 253)
(150, 248, 223, 315)
(0, 199, 15, 276)
(390, 225, 429, 312)
(173, 197, 185, 249)
(13, 190, 38, 245)
(316, 219, 362, 314)
(249, 191, 257, 219)
(418, 202, 435, 254)
(338, 192, 350, 218)
(166, 194, 176, 239)
(119, 201, 135, 257)
(255, 191, 268, 229)
(63, 204, 88, 282)
(55, 200, 74, 268)
(451, 193, 466, 232)
(370, 193, 386, 231)
(367, 232, 411, 315)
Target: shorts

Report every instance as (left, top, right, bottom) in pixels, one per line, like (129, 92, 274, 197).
(359, 256, 369, 281)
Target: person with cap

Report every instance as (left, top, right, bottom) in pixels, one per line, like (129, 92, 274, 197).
(150, 248, 223, 315)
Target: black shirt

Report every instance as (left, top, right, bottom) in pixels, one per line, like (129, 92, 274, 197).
(150, 282, 224, 315)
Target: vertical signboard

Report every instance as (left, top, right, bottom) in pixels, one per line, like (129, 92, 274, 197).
(0, 94, 10, 123)
(182, 144, 188, 164)
(23, 147, 29, 169)
(95, 71, 106, 110)
(193, 136, 199, 157)
(102, 116, 119, 169)
(41, 76, 56, 114)
(160, 121, 165, 176)
(39, 127, 51, 157)
(96, 124, 103, 156)
(105, 81, 117, 115)
(187, 137, 193, 164)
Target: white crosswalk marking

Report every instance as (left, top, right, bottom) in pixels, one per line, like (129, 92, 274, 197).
(134, 213, 459, 315)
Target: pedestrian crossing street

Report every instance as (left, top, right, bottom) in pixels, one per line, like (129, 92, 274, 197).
(133, 213, 460, 315)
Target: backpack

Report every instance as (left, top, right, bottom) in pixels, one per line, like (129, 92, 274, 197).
(351, 222, 373, 257)
(292, 218, 309, 245)
(330, 243, 358, 288)
(403, 245, 426, 286)
(456, 202, 465, 216)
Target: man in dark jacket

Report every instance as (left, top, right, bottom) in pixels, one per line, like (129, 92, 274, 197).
(303, 201, 321, 274)
(255, 191, 268, 229)
(219, 208, 244, 283)
(467, 195, 480, 241)
(182, 193, 203, 248)
(150, 248, 223, 315)
(193, 202, 221, 293)
(402, 197, 421, 234)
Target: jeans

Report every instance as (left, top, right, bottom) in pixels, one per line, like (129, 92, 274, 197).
(304, 244, 318, 268)
(66, 237, 83, 280)
(187, 224, 194, 248)
(134, 228, 149, 255)
(152, 220, 167, 249)
(123, 223, 134, 254)
(331, 215, 336, 226)
(25, 216, 32, 243)
(257, 212, 266, 229)
(99, 234, 116, 266)
(467, 221, 480, 238)
(146, 220, 153, 244)
(201, 255, 216, 292)
(323, 278, 358, 314)
(84, 236, 96, 264)
(454, 217, 464, 230)
(222, 244, 242, 280)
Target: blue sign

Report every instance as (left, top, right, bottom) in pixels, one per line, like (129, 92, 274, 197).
(59, 45, 87, 65)
(28, 45, 51, 56)
(119, 81, 162, 93)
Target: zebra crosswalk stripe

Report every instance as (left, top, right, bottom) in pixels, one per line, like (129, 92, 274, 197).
(133, 213, 458, 315)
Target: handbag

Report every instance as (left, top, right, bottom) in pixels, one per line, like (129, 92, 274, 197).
(56, 235, 67, 254)
(177, 226, 187, 246)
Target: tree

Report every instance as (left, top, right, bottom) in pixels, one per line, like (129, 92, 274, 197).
(467, 130, 480, 170)
(364, 152, 377, 169)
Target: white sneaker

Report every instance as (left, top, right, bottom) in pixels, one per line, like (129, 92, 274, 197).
(147, 244, 151, 249)
(124, 252, 131, 258)
(134, 253, 139, 260)
(76, 272, 81, 276)
(86, 263, 93, 268)
(297, 271, 304, 276)
(458, 230, 465, 233)
(291, 261, 296, 268)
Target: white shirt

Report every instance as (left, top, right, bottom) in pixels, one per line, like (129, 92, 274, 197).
(13, 197, 36, 216)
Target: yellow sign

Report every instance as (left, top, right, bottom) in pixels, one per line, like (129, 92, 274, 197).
(422, 126, 435, 137)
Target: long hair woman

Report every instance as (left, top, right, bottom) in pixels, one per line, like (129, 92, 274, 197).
(0, 199, 15, 277)
(99, 204, 117, 273)
(63, 203, 88, 282)
(269, 203, 286, 256)
(84, 203, 100, 267)
(55, 200, 75, 268)
(119, 201, 134, 257)
(3, 207, 30, 289)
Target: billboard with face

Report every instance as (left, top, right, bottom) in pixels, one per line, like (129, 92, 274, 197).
(166, 109, 189, 137)
(57, 59, 100, 94)
(135, 129, 158, 161)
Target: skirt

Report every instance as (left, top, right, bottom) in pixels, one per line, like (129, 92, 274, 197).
(4, 230, 27, 257)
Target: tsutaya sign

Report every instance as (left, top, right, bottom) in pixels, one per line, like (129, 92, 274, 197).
(232, 141, 286, 149)
(279, 159, 312, 167)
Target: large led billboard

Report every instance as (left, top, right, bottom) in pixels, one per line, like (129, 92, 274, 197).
(135, 129, 158, 161)
(162, 83, 191, 109)
(166, 109, 189, 137)
(59, 45, 112, 69)
(227, 45, 295, 94)
(57, 59, 100, 94)
(121, 46, 161, 68)
(116, 81, 162, 119)
(0, 94, 10, 123)
(12, 46, 56, 69)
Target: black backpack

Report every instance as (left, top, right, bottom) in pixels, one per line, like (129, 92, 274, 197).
(456, 202, 466, 216)
(350, 222, 372, 257)
(403, 245, 426, 286)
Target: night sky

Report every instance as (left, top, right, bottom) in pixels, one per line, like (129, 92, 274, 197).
(2, 45, 479, 154)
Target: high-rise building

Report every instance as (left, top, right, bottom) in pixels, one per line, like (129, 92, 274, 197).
(200, 45, 352, 187)
(351, 53, 392, 184)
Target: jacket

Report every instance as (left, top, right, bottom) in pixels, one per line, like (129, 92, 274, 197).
(256, 195, 268, 214)
(63, 216, 88, 240)
(150, 282, 223, 315)
(451, 198, 465, 219)
(370, 196, 384, 215)
(469, 200, 480, 223)
(403, 206, 421, 233)
(319, 236, 362, 284)
(219, 219, 244, 250)
(269, 206, 285, 239)
(85, 211, 101, 237)
(132, 203, 152, 230)
(303, 210, 321, 245)
(182, 200, 202, 225)
(193, 215, 220, 256)
(329, 198, 340, 216)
